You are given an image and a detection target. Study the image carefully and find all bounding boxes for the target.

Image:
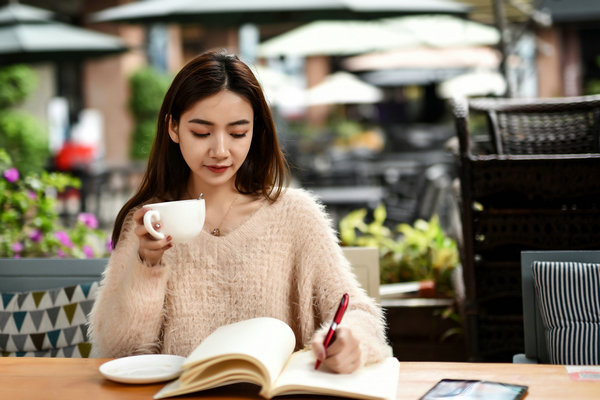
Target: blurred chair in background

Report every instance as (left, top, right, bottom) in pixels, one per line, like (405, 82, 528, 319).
(451, 95, 600, 361)
(516, 250, 600, 364)
(343, 246, 380, 304)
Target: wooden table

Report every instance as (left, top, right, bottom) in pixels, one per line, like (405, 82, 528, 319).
(1, 357, 598, 399)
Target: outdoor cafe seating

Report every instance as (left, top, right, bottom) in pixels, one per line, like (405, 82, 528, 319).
(1, 254, 599, 399)
(451, 94, 600, 362)
(0, 247, 379, 358)
(517, 250, 600, 365)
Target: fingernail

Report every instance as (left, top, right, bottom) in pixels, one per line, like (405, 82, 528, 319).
(167, 235, 172, 242)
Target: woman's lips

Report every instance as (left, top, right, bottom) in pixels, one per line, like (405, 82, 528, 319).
(206, 165, 229, 173)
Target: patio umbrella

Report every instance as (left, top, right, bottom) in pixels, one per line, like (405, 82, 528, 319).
(90, 0, 470, 26)
(437, 70, 507, 98)
(0, 2, 128, 65)
(249, 64, 306, 110)
(306, 71, 383, 105)
(257, 13, 499, 58)
(258, 20, 417, 58)
(344, 46, 501, 71)
(342, 14, 500, 70)
(380, 14, 500, 48)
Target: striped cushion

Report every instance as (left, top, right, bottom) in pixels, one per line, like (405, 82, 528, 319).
(0, 282, 98, 357)
(532, 261, 600, 365)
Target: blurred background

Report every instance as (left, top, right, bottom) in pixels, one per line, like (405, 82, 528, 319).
(7, 0, 599, 230)
(2, 0, 600, 362)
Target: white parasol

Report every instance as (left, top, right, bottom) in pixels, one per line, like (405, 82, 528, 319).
(306, 71, 383, 105)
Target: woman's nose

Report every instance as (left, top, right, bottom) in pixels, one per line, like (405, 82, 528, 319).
(210, 134, 228, 157)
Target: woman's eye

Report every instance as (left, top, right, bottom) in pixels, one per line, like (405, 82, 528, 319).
(231, 132, 247, 138)
(191, 132, 210, 138)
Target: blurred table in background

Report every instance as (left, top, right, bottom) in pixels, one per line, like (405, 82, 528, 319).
(57, 161, 145, 228)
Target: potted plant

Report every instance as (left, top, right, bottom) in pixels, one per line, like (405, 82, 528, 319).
(0, 149, 111, 258)
(339, 204, 459, 297)
(339, 205, 465, 361)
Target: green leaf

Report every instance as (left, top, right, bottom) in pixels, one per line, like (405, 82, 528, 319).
(340, 207, 459, 290)
(373, 203, 386, 224)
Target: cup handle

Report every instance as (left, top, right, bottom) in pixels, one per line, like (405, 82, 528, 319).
(143, 210, 165, 240)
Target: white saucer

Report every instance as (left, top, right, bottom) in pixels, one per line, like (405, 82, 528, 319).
(99, 354, 185, 384)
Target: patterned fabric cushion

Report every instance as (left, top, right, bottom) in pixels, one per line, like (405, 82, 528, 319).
(532, 261, 600, 365)
(0, 281, 98, 357)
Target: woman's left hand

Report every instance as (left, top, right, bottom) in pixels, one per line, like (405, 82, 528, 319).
(311, 326, 362, 374)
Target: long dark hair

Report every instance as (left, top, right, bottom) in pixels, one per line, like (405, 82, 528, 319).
(112, 50, 289, 245)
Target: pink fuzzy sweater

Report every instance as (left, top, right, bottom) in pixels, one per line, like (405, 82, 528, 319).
(88, 188, 391, 364)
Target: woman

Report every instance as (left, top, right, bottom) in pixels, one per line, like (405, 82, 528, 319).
(88, 51, 390, 373)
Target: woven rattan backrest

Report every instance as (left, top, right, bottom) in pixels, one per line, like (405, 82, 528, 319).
(469, 96, 600, 155)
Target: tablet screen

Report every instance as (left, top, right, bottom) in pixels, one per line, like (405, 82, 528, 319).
(420, 379, 528, 400)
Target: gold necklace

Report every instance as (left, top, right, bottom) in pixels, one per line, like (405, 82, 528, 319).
(211, 194, 238, 236)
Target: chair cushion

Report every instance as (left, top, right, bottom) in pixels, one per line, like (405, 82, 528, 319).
(0, 281, 98, 357)
(532, 261, 600, 365)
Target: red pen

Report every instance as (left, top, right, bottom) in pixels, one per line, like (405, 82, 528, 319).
(315, 293, 349, 370)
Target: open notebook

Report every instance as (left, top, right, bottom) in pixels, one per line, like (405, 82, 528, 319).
(154, 317, 399, 400)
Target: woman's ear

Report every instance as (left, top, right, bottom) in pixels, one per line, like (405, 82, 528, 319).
(167, 115, 180, 143)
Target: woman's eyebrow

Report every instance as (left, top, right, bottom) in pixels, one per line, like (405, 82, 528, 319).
(188, 118, 213, 126)
(228, 119, 250, 126)
(187, 118, 250, 127)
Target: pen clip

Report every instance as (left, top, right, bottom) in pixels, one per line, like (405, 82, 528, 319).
(333, 293, 349, 324)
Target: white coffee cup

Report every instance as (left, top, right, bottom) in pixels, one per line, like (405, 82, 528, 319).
(143, 199, 205, 244)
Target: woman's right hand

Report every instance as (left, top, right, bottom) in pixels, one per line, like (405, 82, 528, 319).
(133, 207, 173, 266)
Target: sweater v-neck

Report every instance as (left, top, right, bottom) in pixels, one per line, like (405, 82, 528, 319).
(200, 196, 270, 242)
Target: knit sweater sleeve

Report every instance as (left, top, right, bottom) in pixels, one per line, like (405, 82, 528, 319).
(290, 189, 392, 365)
(88, 210, 170, 357)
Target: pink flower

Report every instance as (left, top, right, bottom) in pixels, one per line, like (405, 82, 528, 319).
(83, 245, 94, 258)
(29, 229, 43, 242)
(55, 231, 74, 249)
(27, 190, 37, 200)
(106, 238, 113, 252)
(3, 167, 19, 183)
(78, 213, 98, 229)
(56, 249, 66, 258)
(11, 242, 23, 253)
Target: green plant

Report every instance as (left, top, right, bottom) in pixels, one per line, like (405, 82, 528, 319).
(129, 119, 156, 160)
(128, 67, 171, 160)
(0, 64, 37, 108)
(339, 204, 459, 297)
(331, 119, 363, 141)
(0, 149, 111, 258)
(0, 110, 48, 175)
(0, 64, 48, 175)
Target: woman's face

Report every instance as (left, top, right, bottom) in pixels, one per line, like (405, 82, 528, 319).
(169, 90, 254, 190)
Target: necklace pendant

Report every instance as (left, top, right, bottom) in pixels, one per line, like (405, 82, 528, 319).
(211, 228, 221, 236)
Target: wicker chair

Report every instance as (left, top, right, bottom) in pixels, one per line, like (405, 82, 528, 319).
(451, 95, 600, 362)
(461, 95, 600, 155)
